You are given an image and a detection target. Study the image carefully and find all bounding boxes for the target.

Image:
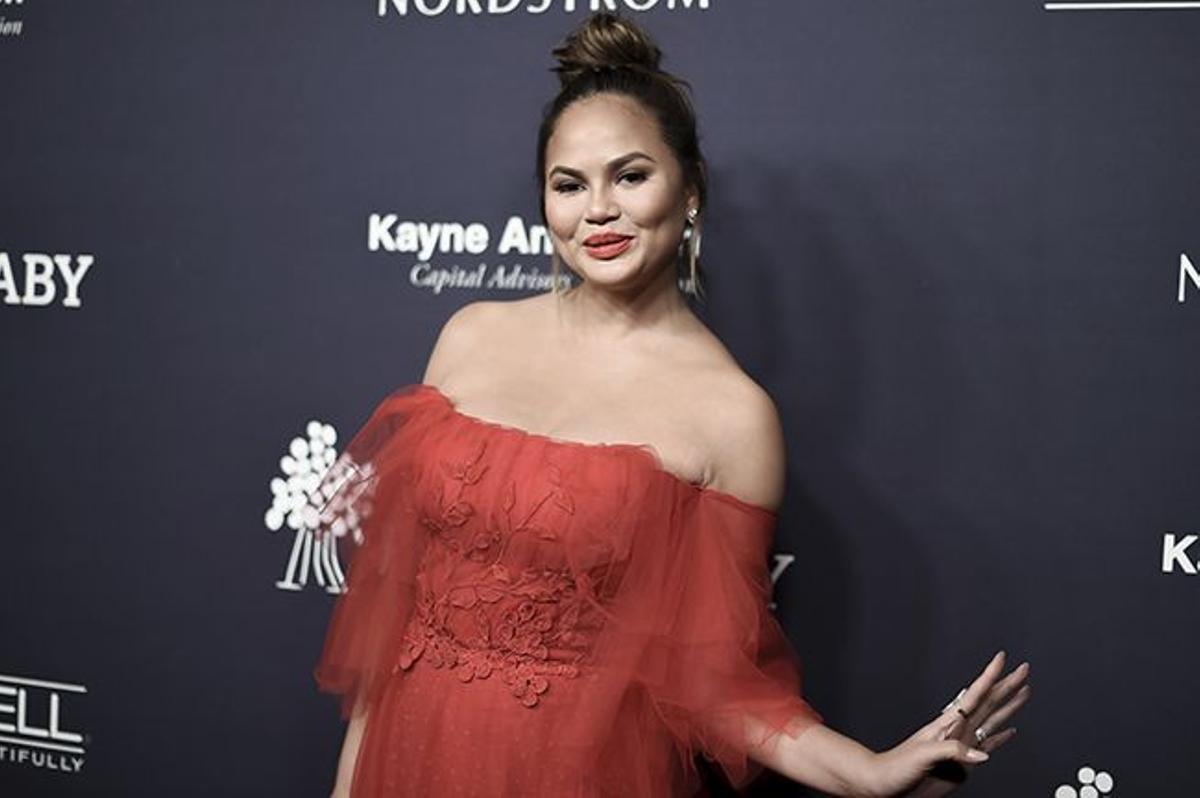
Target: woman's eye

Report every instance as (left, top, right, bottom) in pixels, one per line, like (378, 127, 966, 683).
(552, 172, 645, 194)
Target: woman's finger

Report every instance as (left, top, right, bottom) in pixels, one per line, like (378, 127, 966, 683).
(956, 651, 1007, 717)
(974, 661, 1031, 719)
(932, 706, 965, 741)
(937, 739, 990, 765)
(979, 726, 1017, 754)
(980, 684, 1032, 736)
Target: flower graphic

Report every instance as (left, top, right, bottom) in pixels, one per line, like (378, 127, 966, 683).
(1054, 765, 1115, 798)
(264, 419, 372, 594)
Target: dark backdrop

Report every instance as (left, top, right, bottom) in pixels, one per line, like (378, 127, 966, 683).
(2, 1, 1197, 795)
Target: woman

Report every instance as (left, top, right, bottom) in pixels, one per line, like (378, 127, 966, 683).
(316, 12, 1031, 797)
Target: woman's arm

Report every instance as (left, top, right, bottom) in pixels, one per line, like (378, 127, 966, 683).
(744, 714, 987, 798)
(709, 389, 1020, 796)
(744, 651, 1027, 797)
(330, 698, 370, 798)
(744, 718, 879, 796)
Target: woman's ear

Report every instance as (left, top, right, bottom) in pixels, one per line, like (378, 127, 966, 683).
(685, 180, 701, 217)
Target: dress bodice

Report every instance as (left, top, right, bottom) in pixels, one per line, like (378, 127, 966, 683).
(313, 383, 823, 796)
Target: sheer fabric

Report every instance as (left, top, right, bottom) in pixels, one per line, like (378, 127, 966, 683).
(313, 383, 824, 797)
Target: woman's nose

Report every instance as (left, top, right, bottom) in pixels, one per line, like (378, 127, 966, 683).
(584, 186, 619, 222)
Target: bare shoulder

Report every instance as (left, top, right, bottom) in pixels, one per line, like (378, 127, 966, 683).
(422, 293, 552, 386)
(702, 371, 787, 513)
(421, 299, 508, 385)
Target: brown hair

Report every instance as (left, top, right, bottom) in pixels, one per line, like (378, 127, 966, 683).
(536, 12, 708, 299)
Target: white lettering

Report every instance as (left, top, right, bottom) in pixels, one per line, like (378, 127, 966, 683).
(1179, 252, 1198, 303)
(395, 221, 419, 252)
(22, 253, 56, 307)
(487, 262, 558, 290)
(497, 216, 531, 255)
(1162, 532, 1197, 574)
(528, 223, 552, 255)
(0, 252, 16, 305)
(410, 262, 488, 294)
(0, 252, 94, 308)
(378, 0, 706, 17)
(368, 213, 398, 251)
(370, 216, 549, 259)
(416, 222, 444, 261)
(464, 223, 489, 254)
(0, 679, 85, 746)
(0, 683, 15, 731)
(55, 254, 93, 308)
(414, 0, 451, 14)
(497, 216, 553, 255)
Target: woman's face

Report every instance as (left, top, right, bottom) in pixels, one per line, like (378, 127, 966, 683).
(543, 92, 697, 294)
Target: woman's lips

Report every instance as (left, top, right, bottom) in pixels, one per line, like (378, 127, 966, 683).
(583, 237, 634, 260)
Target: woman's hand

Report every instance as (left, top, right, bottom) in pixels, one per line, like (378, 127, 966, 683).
(866, 650, 1031, 798)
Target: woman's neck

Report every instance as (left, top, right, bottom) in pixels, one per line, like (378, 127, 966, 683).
(554, 264, 694, 343)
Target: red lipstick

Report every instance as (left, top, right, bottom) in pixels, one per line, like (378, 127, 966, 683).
(583, 232, 634, 260)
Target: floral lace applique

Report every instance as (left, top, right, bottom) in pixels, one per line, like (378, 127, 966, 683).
(398, 441, 587, 708)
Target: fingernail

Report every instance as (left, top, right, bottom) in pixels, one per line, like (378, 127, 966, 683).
(967, 749, 989, 762)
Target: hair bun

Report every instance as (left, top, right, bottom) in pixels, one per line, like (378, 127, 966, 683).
(550, 12, 663, 87)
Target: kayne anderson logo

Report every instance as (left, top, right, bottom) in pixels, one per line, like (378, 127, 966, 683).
(369, 214, 564, 294)
(0, 251, 95, 308)
(1162, 531, 1198, 574)
(377, 0, 710, 19)
(0, 672, 87, 774)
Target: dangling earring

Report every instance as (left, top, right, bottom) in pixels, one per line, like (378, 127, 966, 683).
(682, 207, 704, 299)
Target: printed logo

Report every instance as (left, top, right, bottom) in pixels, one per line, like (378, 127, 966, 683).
(0, 672, 87, 774)
(1, 0, 26, 39)
(369, 214, 565, 294)
(0, 252, 95, 309)
(768, 552, 795, 611)
(1162, 532, 1198, 574)
(1054, 765, 1115, 797)
(1179, 252, 1197, 303)
(376, 0, 711, 20)
(266, 419, 353, 593)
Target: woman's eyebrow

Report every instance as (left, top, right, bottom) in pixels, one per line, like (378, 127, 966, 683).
(548, 151, 657, 180)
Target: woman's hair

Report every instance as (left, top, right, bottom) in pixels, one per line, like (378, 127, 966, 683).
(536, 12, 708, 297)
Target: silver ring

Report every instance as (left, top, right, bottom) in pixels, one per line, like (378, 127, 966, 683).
(974, 726, 989, 744)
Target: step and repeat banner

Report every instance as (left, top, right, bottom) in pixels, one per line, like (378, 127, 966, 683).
(2, 1, 1197, 796)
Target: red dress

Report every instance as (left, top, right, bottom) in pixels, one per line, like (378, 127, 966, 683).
(313, 383, 824, 797)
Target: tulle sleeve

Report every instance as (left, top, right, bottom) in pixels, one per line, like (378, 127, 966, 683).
(311, 385, 438, 721)
(647, 492, 824, 786)
(565, 484, 825, 793)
